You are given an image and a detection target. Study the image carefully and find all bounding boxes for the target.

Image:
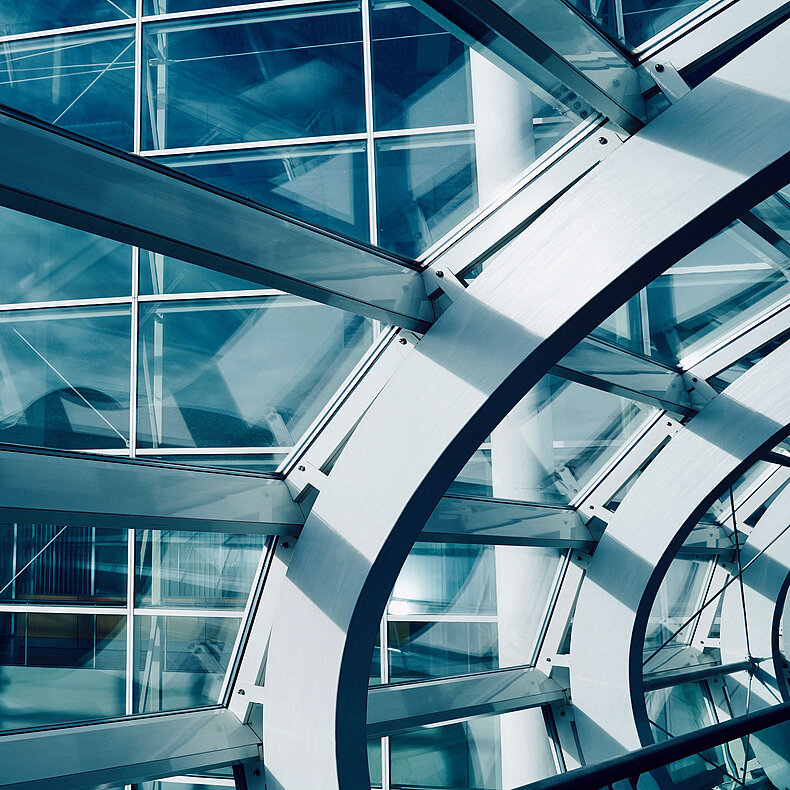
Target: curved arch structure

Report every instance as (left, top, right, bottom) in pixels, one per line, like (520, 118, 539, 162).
(570, 338, 790, 764)
(262, 19, 790, 790)
(720, 483, 790, 787)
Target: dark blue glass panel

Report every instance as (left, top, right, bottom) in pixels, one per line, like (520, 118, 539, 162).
(371, 4, 471, 131)
(0, 306, 131, 450)
(0, 0, 134, 35)
(0, 29, 135, 151)
(142, 8, 365, 150)
(161, 142, 370, 242)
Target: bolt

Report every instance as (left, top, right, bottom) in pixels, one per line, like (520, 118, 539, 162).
(546, 657, 552, 663)
(691, 377, 698, 382)
(254, 770, 261, 777)
(667, 421, 673, 426)
(655, 63, 664, 72)
(598, 136, 608, 145)
(298, 465, 306, 472)
(589, 504, 594, 510)
(580, 110, 588, 118)
(560, 710, 566, 717)
(238, 688, 245, 695)
(399, 338, 408, 345)
(436, 270, 444, 278)
(282, 541, 289, 549)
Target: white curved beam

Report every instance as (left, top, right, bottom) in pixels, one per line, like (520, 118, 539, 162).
(263, 21, 790, 790)
(720, 482, 790, 787)
(570, 339, 790, 764)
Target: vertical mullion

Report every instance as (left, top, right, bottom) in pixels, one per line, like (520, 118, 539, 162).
(361, 0, 378, 246)
(125, 528, 136, 716)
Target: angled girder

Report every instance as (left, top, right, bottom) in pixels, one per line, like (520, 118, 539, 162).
(409, 0, 645, 134)
(0, 444, 303, 534)
(0, 708, 259, 790)
(570, 340, 790, 764)
(262, 20, 790, 790)
(0, 107, 432, 332)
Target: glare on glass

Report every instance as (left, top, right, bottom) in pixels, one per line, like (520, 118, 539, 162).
(0, 305, 131, 450)
(154, 142, 370, 243)
(0, 612, 126, 731)
(136, 296, 373, 449)
(142, 7, 365, 150)
(134, 614, 239, 712)
(0, 28, 135, 151)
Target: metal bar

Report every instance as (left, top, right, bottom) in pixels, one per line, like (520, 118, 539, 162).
(516, 701, 790, 790)
(0, 708, 260, 790)
(409, 0, 645, 134)
(642, 659, 751, 691)
(0, 444, 304, 534)
(0, 105, 432, 331)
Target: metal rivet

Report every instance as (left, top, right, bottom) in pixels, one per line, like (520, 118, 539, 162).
(282, 541, 289, 548)
(254, 770, 261, 777)
(560, 711, 566, 716)
(589, 505, 594, 509)
(655, 63, 664, 72)
(580, 110, 588, 118)
(399, 338, 408, 345)
(667, 421, 673, 426)
(546, 657, 552, 662)
(691, 377, 698, 382)
(238, 688, 245, 695)
(598, 136, 608, 145)
(298, 465, 305, 472)
(436, 270, 444, 278)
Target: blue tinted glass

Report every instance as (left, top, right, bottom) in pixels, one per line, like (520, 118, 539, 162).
(371, 4, 471, 131)
(140, 251, 263, 296)
(137, 297, 373, 449)
(0, 612, 126, 731)
(0, 1, 134, 35)
(159, 142, 370, 241)
(142, 8, 365, 150)
(0, 306, 131, 450)
(134, 615, 239, 712)
(0, 29, 135, 151)
(0, 207, 131, 304)
(376, 131, 477, 258)
(145, 0, 256, 11)
(0, 524, 127, 604)
(135, 530, 266, 609)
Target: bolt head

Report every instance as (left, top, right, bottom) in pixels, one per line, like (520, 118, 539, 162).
(238, 688, 245, 695)
(655, 63, 665, 72)
(399, 338, 408, 345)
(598, 136, 608, 145)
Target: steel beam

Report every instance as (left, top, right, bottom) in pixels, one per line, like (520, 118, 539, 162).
(409, 0, 645, 134)
(570, 340, 790, 765)
(0, 106, 432, 332)
(0, 708, 259, 790)
(262, 20, 790, 790)
(0, 444, 304, 534)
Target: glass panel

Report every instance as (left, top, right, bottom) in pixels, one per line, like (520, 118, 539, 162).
(141, 7, 365, 151)
(566, 0, 709, 49)
(386, 543, 561, 680)
(137, 296, 373, 449)
(0, 524, 127, 605)
(141, 453, 285, 473)
(446, 376, 654, 504)
(135, 530, 266, 609)
(376, 131, 477, 258)
(144, 0, 254, 11)
(157, 142, 370, 241)
(0, 28, 135, 151)
(709, 327, 790, 390)
(388, 709, 558, 788)
(134, 614, 239, 712)
(138, 783, 231, 790)
(0, 612, 125, 731)
(644, 556, 709, 664)
(0, 305, 131, 450)
(0, 207, 131, 305)
(140, 251, 264, 296)
(752, 187, 790, 243)
(371, 3, 471, 131)
(369, 737, 383, 788)
(0, 1, 134, 35)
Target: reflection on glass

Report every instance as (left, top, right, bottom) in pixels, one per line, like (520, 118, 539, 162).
(0, 524, 127, 604)
(140, 251, 263, 296)
(142, 8, 365, 150)
(0, 207, 131, 304)
(386, 543, 561, 680)
(142, 453, 285, 473)
(0, 28, 135, 150)
(135, 530, 266, 609)
(646, 682, 725, 785)
(447, 376, 653, 504)
(144, 0, 254, 11)
(0, 612, 125, 731)
(139, 783, 231, 790)
(566, 0, 708, 48)
(645, 557, 709, 662)
(752, 187, 790, 244)
(369, 737, 383, 788)
(158, 142, 370, 241)
(0, 306, 131, 450)
(387, 710, 558, 788)
(371, 4, 471, 131)
(134, 615, 239, 712)
(137, 296, 372, 449)
(389, 621, 498, 681)
(376, 131, 476, 258)
(0, 1, 134, 35)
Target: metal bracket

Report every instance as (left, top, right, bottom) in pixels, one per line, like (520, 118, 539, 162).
(645, 60, 691, 103)
(422, 265, 468, 302)
(682, 372, 718, 411)
(285, 459, 328, 501)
